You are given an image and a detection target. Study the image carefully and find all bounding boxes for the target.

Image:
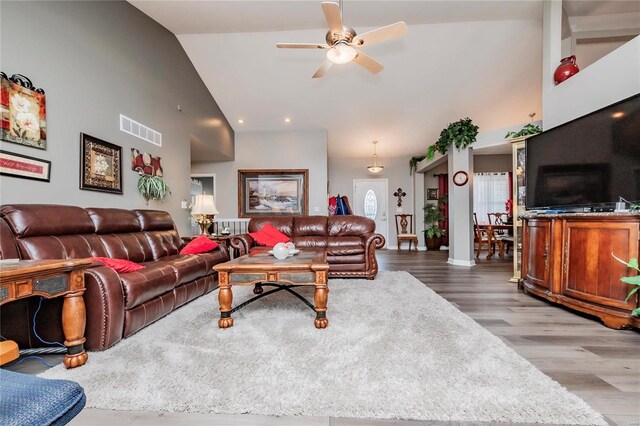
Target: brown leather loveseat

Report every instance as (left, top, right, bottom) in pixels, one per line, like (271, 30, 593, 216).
(230, 216, 385, 279)
(0, 204, 228, 350)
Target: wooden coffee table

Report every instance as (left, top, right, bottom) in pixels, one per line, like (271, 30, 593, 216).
(213, 249, 330, 329)
(0, 259, 90, 368)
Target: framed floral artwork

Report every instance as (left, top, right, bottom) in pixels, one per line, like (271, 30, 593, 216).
(0, 150, 51, 182)
(80, 133, 122, 194)
(0, 73, 47, 150)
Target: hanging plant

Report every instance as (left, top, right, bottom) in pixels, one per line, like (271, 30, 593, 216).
(409, 155, 426, 176)
(137, 175, 171, 205)
(426, 117, 479, 160)
(505, 123, 542, 139)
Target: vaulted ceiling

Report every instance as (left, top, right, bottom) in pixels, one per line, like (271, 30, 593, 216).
(130, 1, 545, 159)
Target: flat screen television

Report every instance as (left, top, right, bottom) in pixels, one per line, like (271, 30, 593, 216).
(526, 93, 640, 211)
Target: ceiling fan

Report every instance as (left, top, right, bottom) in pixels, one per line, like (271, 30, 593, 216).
(276, 1, 407, 78)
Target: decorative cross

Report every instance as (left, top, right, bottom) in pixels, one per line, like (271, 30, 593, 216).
(393, 188, 406, 207)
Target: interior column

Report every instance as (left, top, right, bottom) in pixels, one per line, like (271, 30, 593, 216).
(447, 147, 475, 266)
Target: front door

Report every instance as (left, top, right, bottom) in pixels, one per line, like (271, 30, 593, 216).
(353, 179, 388, 247)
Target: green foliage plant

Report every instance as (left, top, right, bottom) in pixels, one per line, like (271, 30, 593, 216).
(505, 123, 542, 139)
(409, 155, 426, 176)
(426, 117, 479, 160)
(138, 175, 171, 205)
(423, 195, 447, 239)
(612, 253, 640, 316)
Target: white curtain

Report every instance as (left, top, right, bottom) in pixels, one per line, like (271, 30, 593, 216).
(473, 173, 509, 225)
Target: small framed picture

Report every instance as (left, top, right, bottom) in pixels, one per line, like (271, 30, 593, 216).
(427, 188, 439, 200)
(80, 133, 122, 194)
(0, 150, 51, 182)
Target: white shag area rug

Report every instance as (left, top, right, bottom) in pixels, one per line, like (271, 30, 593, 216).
(40, 271, 605, 425)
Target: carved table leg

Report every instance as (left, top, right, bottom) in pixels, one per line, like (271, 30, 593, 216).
(62, 291, 88, 368)
(314, 283, 329, 329)
(218, 273, 234, 328)
(253, 283, 264, 294)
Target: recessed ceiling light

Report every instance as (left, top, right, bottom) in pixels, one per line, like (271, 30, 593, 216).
(611, 112, 624, 119)
(237, 119, 244, 124)
(284, 117, 291, 123)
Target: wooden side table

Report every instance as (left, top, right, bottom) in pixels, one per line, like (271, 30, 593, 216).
(182, 234, 236, 258)
(0, 259, 91, 368)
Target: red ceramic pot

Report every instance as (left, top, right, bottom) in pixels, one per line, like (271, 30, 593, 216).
(554, 55, 579, 85)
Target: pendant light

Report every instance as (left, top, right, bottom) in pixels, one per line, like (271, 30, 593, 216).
(367, 140, 384, 173)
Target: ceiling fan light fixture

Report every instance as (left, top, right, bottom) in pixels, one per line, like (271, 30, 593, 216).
(326, 43, 357, 64)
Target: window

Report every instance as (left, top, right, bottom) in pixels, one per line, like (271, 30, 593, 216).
(473, 173, 509, 225)
(363, 189, 377, 220)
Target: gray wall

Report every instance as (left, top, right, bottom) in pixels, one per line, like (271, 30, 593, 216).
(0, 1, 233, 236)
(329, 157, 418, 247)
(192, 130, 328, 220)
(473, 154, 512, 173)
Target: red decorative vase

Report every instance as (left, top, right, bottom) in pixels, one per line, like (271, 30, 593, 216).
(554, 55, 579, 85)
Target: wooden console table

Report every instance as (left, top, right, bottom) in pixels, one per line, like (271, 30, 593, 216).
(521, 214, 639, 329)
(0, 259, 90, 368)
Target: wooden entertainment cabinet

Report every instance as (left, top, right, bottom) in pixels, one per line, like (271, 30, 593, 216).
(521, 213, 639, 329)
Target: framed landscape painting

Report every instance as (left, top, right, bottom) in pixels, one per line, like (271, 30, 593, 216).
(80, 133, 123, 194)
(238, 169, 308, 217)
(0, 74, 47, 149)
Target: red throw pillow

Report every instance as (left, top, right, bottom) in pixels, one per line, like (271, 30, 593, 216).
(90, 257, 145, 273)
(180, 235, 219, 255)
(250, 223, 291, 246)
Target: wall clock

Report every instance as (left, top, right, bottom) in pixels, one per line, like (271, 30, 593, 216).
(453, 171, 469, 186)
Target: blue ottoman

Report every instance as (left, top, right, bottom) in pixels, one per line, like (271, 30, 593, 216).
(0, 369, 86, 426)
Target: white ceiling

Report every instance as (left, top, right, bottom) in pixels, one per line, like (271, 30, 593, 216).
(130, 1, 544, 159)
(130, 1, 542, 34)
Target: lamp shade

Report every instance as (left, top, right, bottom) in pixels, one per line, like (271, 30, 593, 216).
(191, 194, 219, 215)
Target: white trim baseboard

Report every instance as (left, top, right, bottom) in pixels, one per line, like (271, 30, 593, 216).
(447, 258, 476, 267)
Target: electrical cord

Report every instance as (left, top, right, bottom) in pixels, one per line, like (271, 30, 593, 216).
(33, 297, 65, 347)
(5, 355, 55, 369)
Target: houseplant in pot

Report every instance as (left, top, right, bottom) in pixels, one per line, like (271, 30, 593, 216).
(423, 202, 446, 250)
(138, 175, 171, 205)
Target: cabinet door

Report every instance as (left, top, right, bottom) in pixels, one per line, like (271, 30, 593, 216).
(562, 221, 639, 310)
(525, 219, 551, 290)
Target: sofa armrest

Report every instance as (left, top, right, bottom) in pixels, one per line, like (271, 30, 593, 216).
(363, 232, 385, 280)
(230, 234, 255, 256)
(83, 266, 125, 351)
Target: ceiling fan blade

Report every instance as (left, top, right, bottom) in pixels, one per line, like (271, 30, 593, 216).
(312, 58, 333, 79)
(353, 51, 384, 74)
(276, 43, 328, 49)
(321, 2, 344, 35)
(353, 22, 407, 47)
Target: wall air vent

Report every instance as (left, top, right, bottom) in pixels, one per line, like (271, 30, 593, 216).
(120, 114, 162, 147)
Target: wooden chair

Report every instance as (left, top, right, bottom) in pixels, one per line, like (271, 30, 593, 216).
(473, 213, 493, 258)
(487, 212, 512, 257)
(395, 214, 419, 251)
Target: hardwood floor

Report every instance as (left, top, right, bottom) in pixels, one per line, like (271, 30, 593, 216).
(6, 250, 639, 425)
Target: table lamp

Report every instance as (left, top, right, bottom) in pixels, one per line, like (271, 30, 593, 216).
(191, 194, 219, 235)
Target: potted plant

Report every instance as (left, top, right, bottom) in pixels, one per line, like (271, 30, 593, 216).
(423, 202, 446, 250)
(505, 123, 542, 140)
(409, 155, 426, 176)
(138, 175, 171, 205)
(426, 117, 479, 160)
(612, 253, 640, 316)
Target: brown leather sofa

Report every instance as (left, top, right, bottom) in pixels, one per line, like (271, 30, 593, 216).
(0, 204, 228, 351)
(230, 216, 385, 279)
